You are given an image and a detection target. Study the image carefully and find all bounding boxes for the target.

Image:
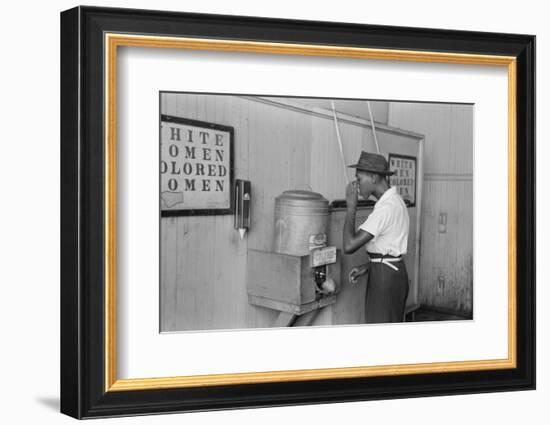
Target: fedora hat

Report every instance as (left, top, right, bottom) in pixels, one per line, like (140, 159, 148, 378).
(348, 151, 395, 175)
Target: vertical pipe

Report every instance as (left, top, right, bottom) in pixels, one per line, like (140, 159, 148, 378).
(330, 101, 350, 184)
(367, 101, 381, 154)
(413, 138, 425, 308)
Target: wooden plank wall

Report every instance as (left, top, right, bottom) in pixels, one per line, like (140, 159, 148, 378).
(389, 103, 473, 316)
(160, 94, 254, 331)
(160, 94, 421, 331)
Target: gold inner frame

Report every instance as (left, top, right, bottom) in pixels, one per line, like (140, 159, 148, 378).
(104, 33, 517, 392)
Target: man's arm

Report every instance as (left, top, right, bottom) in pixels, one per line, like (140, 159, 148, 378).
(343, 210, 373, 254)
(343, 181, 374, 254)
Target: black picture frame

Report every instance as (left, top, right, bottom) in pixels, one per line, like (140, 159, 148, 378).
(61, 5, 535, 419)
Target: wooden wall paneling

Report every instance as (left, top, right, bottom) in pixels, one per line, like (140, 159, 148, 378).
(164, 92, 177, 116)
(436, 179, 450, 306)
(418, 179, 473, 316)
(446, 179, 473, 314)
(160, 217, 177, 331)
(454, 181, 471, 314)
(242, 96, 267, 328)
(160, 92, 167, 117)
(463, 181, 474, 313)
(194, 95, 240, 329)
(220, 96, 250, 327)
(464, 182, 474, 313)
(429, 181, 442, 308)
(209, 95, 249, 329)
(390, 103, 451, 174)
(159, 94, 249, 331)
(309, 115, 334, 197)
(159, 93, 178, 331)
(390, 102, 473, 317)
(176, 91, 205, 330)
(172, 94, 193, 330)
(207, 95, 229, 328)
(419, 180, 441, 309)
(172, 94, 189, 330)
(175, 216, 210, 330)
(454, 180, 464, 311)
(423, 104, 452, 174)
(463, 183, 474, 315)
(235, 98, 280, 328)
(442, 179, 455, 311)
(418, 182, 432, 307)
(248, 101, 283, 253)
(246, 99, 289, 328)
(450, 104, 474, 175)
(288, 102, 311, 191)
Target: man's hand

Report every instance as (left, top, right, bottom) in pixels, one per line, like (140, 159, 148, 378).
(345, 181, 359, 210)
(349, 264, 369, 285)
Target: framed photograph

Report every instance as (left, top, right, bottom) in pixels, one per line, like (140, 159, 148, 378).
(60, 6, 535, 419)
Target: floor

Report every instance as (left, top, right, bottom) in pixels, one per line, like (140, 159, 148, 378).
(406, 307, 470, 322)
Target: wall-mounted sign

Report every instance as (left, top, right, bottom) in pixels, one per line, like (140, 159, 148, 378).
(160, 115, 234, 216)
(388, 153, 416, 207)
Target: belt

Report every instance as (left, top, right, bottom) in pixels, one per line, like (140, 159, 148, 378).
(368, 254, 402, 271)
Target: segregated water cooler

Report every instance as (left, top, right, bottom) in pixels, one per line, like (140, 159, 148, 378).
(247, 190, 341, 327)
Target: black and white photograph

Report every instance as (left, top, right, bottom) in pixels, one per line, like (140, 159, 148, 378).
(0, 0, 544, 421)
(160, 93, 473, 332)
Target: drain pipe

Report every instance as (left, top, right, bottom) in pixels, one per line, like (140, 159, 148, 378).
(367, 101, 381, 154)
(330, 101, 350, 184)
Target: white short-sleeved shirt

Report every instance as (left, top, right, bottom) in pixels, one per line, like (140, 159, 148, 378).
(358, 186, 409, 256)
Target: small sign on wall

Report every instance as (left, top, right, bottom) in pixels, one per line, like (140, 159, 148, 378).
(160, 115, 234, 216)
(388, 153, 416, 207)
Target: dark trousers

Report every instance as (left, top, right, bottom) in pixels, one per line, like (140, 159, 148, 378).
(365, 258, 409, 323)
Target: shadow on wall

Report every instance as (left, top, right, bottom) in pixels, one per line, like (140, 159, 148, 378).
(35, 396, 59, 412)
